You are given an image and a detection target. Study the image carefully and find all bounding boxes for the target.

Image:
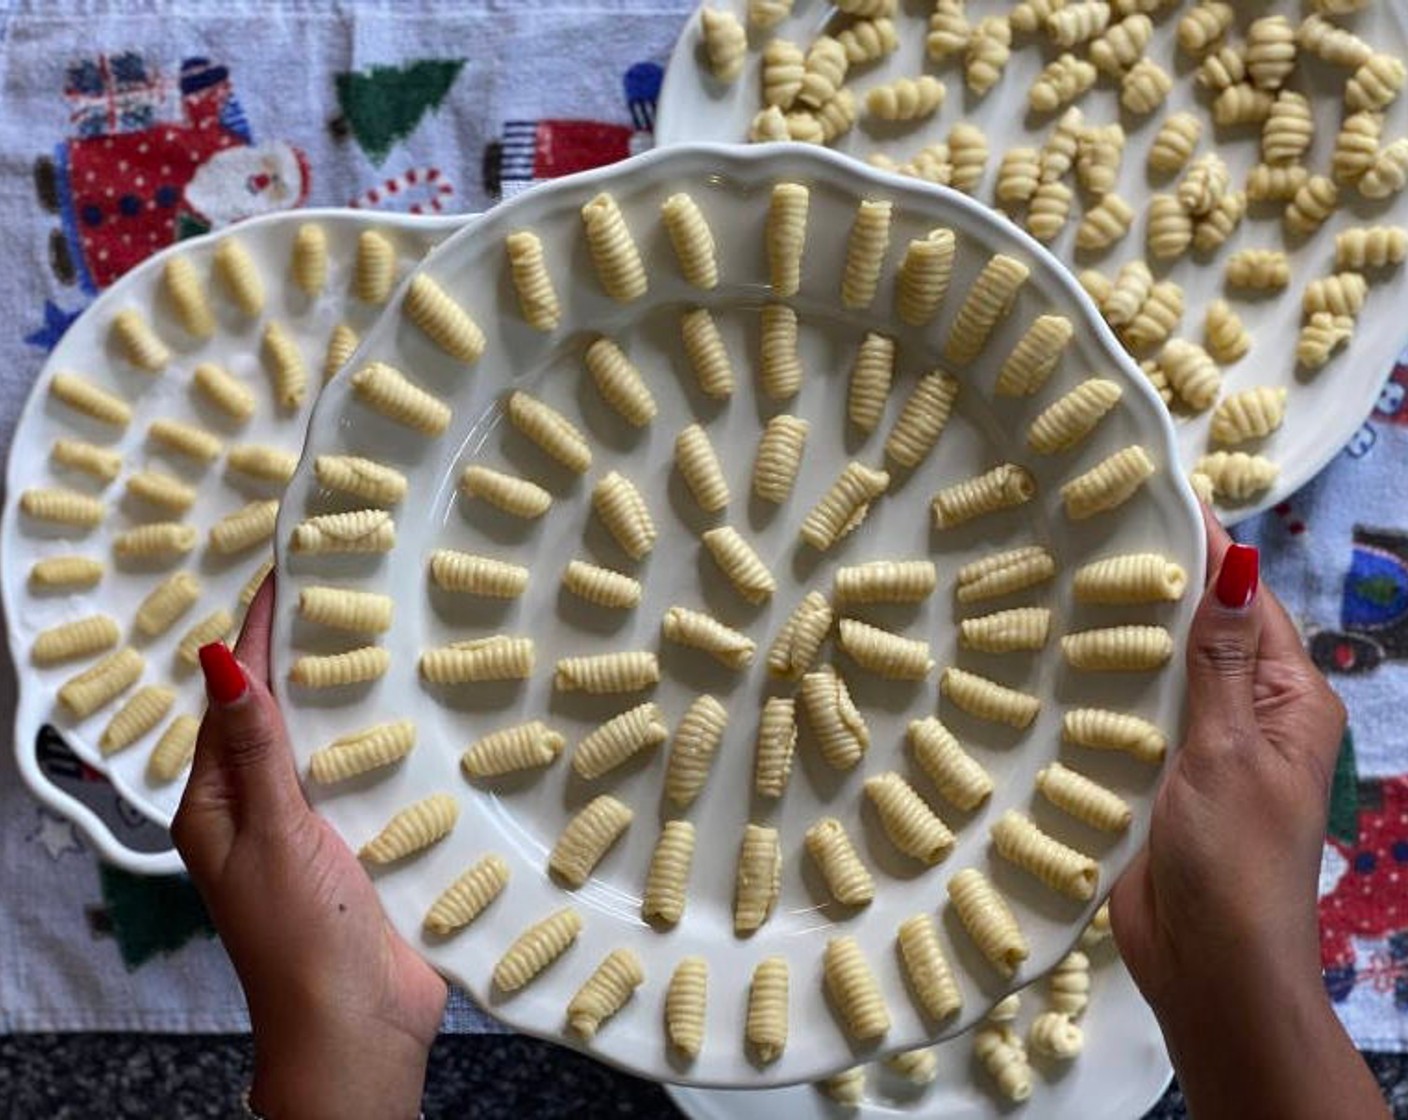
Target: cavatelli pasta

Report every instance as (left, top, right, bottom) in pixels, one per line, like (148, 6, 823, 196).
(1360, 139, 1408, 199)
(289, 508, 394, 555)
(1334, 111, 1384, 185)
(1204, 299, 1251, 363)
(806, 818, 874, 906)
(1029, 52, 1096, 113)
(148, 418, 223, 463)
(800, 461, 892, 550)
(1177, 2, 1232, 54)
(350, 362, 451, 435)
(824, 936, 890, 1040)
(965, 17, 1011, 95)
(867, 75, 946, 120)
(941, 666, 1040, 728)
(1061, 624, 1173, 670)
(758, 303, 802, 399)
(227, 443, 297, 484)
(680, 307, 735, 398)
(642, 820, 696, 925)
(841, 200, 892, 310)
(567, 949, 644, 1039)
(1049, 950, 1091, 1016)
(1091, 10, 1151, 71)
(753, 696, 798, 798)
(666, 957, 708, 1059)
(113, 521, 198, 558)
(1297, 312, 1356, 369)
(837, 14, 896, 62)
(493, 908, 583, 993)
(1214, 82, 1275, 127)
(1027, 378, 1122, 454)
(991, 810, 1099, 899)
(766, 182, 809, 297)
(191, 363, 254, 422)
(955, 545, 1056, 603)
(1062, 445, 1156, 519)
(553, 651, 659, 693)
(960, 606, 1052, 652)
(354, 230, 396, 304)
(213, 237, 263, 315)
(847, 332, 895, 433)
(57, 647, 143, 718)
(322, 322, 359, 383)
(839, 618, 933, 680)
(1104, 259, 1154, 328)
(996, 314, 1074, 398)
(419, 636, 535, 684)
(700, 6, 747, 82)
(661, 192, 718, 289)
(298, 586, 393, 634)
(746, 957, 789, 1063)
(1303, 272, 1369, 318)
(909, 717, 993, 810)
(404, 274, 485, 363)
(1039, 106, 1083, 183)
(1337, 226, 1408, 270)
(1225, 248, 1290, 291)
(584, 336, 656, 426)
(506, 390, 591, 474)
(1076, 193, 1134, 252)
(1262, 90, 1313, 166)
(1037, 761, 1132, 832)
(735, 824, 783, 933)
(834, 559, 935, 604)
(1284, 175, 1339, 236)
(762, 38, 804, 108)
(290, 223, 327, 295)
(1146, 194, 1193, 260)
(1249, 161, 1311, 203)
(1076, 123, 1125, 197)
(1063, 707, 1167, 762)
(1195, 450, 1280, 500)
(663, 606, 754, 668)
(261, 321, 307, 410)
(310, 720, 416, 783)
(865, 771, 954, 863)
(1148, 112, 1202, 174)
(549, 795, 633, 887)
(799, 34, 848, 108)
(1030, 1012, 1085, 1059)
(134, 570, 201, 637)
(49, 372, 131, 428)
(1245, 14, 1297, 90)
(753, 414, 809, 503)
(948, 867, 1029, 975)
(820, 1067, 866, 1104)
(430, 549, 528, 598)
(766, 590, 833, 680)
(1347, 53, 1406, 112)
(582, 192, 646, 301)
(702, 526, 775, 602)
(896, 229, 956, 327)
(291, 645, 390, 690)
(1121, 58, 1172, 115)
(1026, 180, 1072, 243)
(29, 555, 104, 590)
(926, 0, 968, 59)
(592, 471, 656, 558)
(995, 146, 1042, 210)
(561, 559, 641, 609)
(238, 557, 273, 609)
(975, 1025, 1033, 1101)
(572, 702, 668, 780)
(945, 254, 1028, 366)
(99, 684, 176, 755)
(948, 122, 989, 194)
(884, 372, 959, 470)
(32, 614, 119, 666)
(1210, 386, 1288, 444)
(460, 466, 551, 519)
(461, 721, 564, 779)
(52, 438, 121, 483)
(664, 693, 727, 807)
(424, 854, 509, 935)
(897, 913, 962, 1022)
(506, 230, 562, 330)
(800, 665, 869, 770)
(1074, 553, 1187, 603)
(1192, 190, 1246, 254)
(314, 455, 407, 505)
(161, 256, 214, 338)
(1159, 339, 1221, 411)
(147, 714, 199, 783)
(931, 463, 1036, 528)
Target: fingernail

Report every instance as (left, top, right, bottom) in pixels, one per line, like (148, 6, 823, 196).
(199, 642, 248, 706)
(1215, 544, 1259, 610)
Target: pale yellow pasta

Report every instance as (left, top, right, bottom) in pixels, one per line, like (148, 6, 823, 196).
(1030, 1012, 1084, 1060)
(567, 949, 644, 1039)
(310, 720, 416, 784)
(948, 867, 1029, 975)
(798, 34, 848, 108)
(824, 936, 890, 1041)
(323, 322, 359, 383)
(1245, 14, 1297, 90)
(964, 16, 1011, 94)
(1026, 180, 1072, 243)
(1197, 42, 1246, 91)
(839, 199, 892, 311)
(897, 912, 962, 1021)
(662, 606, 754, 669)
(1177, 3, 1231, 55)
(147, 714, 199, 783)
(350, 362, 451, 435)
(1334, 111, 1384, 185)
(948, 122, 989, 194)
(1262, 90, 1313, 166)
(1093, 9, 1152, 71)
(1121, 279, 1184, 352)
(699, 5, 746, 81)
(1347, 53, 1406, 112)
(941, 666, 1041, 728)
(885, 1049, 939, 1087)
(238, 558, 273, 609)
(960, 606, 1052, 653)
(642, 819, 696, 925)
(955, 545, 1056, 603)
(752, 695, 798, 798)
(461, 720, 563, 779)
(1297, 311, 1356, 370)
(1119, 57, 1171, 114)
(560, 559, 641, 610)
(762, 38, 804, 108)
(946, 254, 1028, 366)
(1210, 386, 1288, 445)
(1146, 194, 1193, 260)
(1196, 450, 1281, 500)
(993, 811, 1100, 902)
(162, 256, 214, 338)
(134, 571, 202, 637)
(1062, 624, 1173, 671)
(505, 230, 562, 330)
(1064, 707, 1167, 763)
(298, 586, 393, 634)
(884, 371, 959, 470)
(753, 414, 809, 504)
(1304, 272, 1369, 317)
(1283, 175, 1338, 237)
(1104, 259, 1153, 328)
(805, 818, 874, 906)
(926, 0, 968, 59)
(507, 390, 591, 474)
(593, 470, 656, 558)
(766, 183, 808, 297)
(1360, 139, 1408, 200)
(1148, 112, 1201, 175)
(58, 647, 143, 718)
(820, 1067, 866, 1105)
(113, 521, 197, 558)
(975, 1024, 1033, 1101)
(424, 854, 509, 935)
(1075, 553, 1187, 604)
(839, 618, 933, 680)
(745, 957, 789, 1063)
(845, 332, 894, 435)
(735, 824, 783, 932)
(767, 591, 833, 680)
(909, 717, 993, 810)
(660, 192, 718, 290)
(1140, 357, 1174, 404)
(1062, 445, 1156, 520)
(1214, 82, 1275, 126)
(1075, 123, 1124, 197)
(1158, 339, 1220, 411)
(680, 307, 734, 398)
(257, 321, 306, 410)
(1225, 248, 1290, 290)
(288, 222, 327, 295)
(1204, 298, 1251, 364)
(864, 771, 954, 863)
(125, 467, 197, 512)
(663, 694, 727, 809)
(148, 418, 223, 463)
(800, 665, 869, 770)
(51, 438, 121, 483)
(1298, 12, 1371, 64)
(1027, 378, 1122, 455)
(49, 372, 131, 428)
(1038, 761, 1132, 833)
(99, 684, 175, 756)
(176, 608, 234, 666)
(206, 500, 278, 554)
(549, 794, 632, 887)
(1192, 188, 1247, 254)
(354, 229, 396, 304)
(995, 313, 1074, 398)
(19, 487, 102, 528)
(1050, 950, 1091, 1016)
(419, 636, 534, 684)
(1245, 164, 1307, 206)
(572, 702, 668, 780)
(666, 956, 708, 1059)
(427, 549, 526, 599)
(1179, 152, 1230, 218)
(213, 236, 263, 315)
(1039, 106, 1083, 183)
(1029, 52, 1096, 113)
(995, 146, 1042, 206)
(581, 337, 655, 427)
(493, 908, 583, 993)
(894, 229, 956, 329)
(32, 614, 119, 666)
(1076, 193, 1134, 252)
(582, 192, 646, 301)
(865, 76, 944, 124)
(289, 646, 390, 688)
(702, 525, 775, 603)
(834, 559, 935, 605)
(757, 303, 802, 400)
(29, 555, 104, 590)
(837, 13, 895, 61)
(224, 444, 296, 486)
(931, 463, 1036, 529)
(1337, 226, 1408, 270)
(553, 651, 659, 693)
(670, 425, 730, 516)
(404, 274, 485, 363)
(460, 466, 551, 519)
(1046, 0, 1108, 45)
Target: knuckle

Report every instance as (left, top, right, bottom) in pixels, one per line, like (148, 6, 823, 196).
(1191, 633, 1257, 678)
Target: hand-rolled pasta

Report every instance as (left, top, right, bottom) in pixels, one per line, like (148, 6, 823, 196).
(1158, 339, 1221, 411)
(735, 824, 782, 933)
(57, 647, 143, 718)
(867, 75, 945, 121)
(1248, 162, 1311, 202)
(162, 255, 214, 338)
(205, 500, 278, 555)
(582, 192, 646, 301)
(553, 651, 659, 693)
(1148, 111, 1201, 173)
(975, 1025, 1033, 1101)
(896, 229, 956, 326)
(261, 321, 307, 410)
(945, 254, 1030, 365)
(1074, 553, 1187, 603)
(1037, 761, 1132, 832)
(561, 559, 641, 609)
(584, 337, 656, 426)
(593, 471, 657, 558)
(909, 717, 993, 810)
(1063, 707, 1167, 763)
(663, 694, 727, 808)
(404, 274, 485, 363)
(839, 199, 892, 311)
(315, 455, 407, 505)
(430, 550, 529, 598)
(662, 606, 754, 669)
(134, 571, 202, 638)
(884, 371, 959, 470)
(358, 793, 458, 864)
(675, 424, 729, 512)
(1076, 193, 1134, 252)
(49, 372, 131, 428)
(766, 182, 809, 297)
(1029, 52, 1096, 112)
(506, 230, 562, 330)
(864, 771, 954, 863)
(666, 957, 708, 1059)
(758, 303, 802, 399)
(806, 818, 874, 906)
(1337, 225, 1408, 270)
(32, 614, 119, 666)
(1049, 950, 1091, 1016)
(148, 714, 199, 783)
(460, 465, 551, 519)
(1104, 259, 1154, 328)
(931, 463, 1036, 528)
(746, 957, 789, 1063)
(99, 684, 175, 755)
(1204, 299, 1251, 364)
(839, 618, 933, 680)
(1303, 272, 1369, 318)
(322, 322, 359, 383)
(753, 696, 798, 798)
(125, 468, 196, 512)
(310, 720, 416, 783)
(798, 33, 848, 107)
(799, 665, 869, 770)
(492, 907, 583, 993)
(1062, 624, 1173, 671)
(637, 819, 697, 928)
(1121, 279, 1185, 352)
(995, 146, 1042, 207)
(820, 1067, 865, 1105)
(927, 0, 968, 57)
(350, 362, 451, 435)
(1029, 1011, 1084, 1060)
(1146, 194, 1193, 260)
(113, 521, 198, 558)
(1027, 378, 1122, 454)
(506, 390, 591, 474)
(1121, 58, 1172, 114)
(753, 414, 809, 502)
(1210, 386, 1288, 444)
(424, 854, 509, 935)
(1194, 450, 1280, 501)
(289, 508, 393, 554)
(941, 666, 1040, 728)
(227, 444, 298, 484)
(1225, 249, 1290, 290)
(965, 16, 1011, 94)
(298, 586, 393, 634)
(29, 555, 104, 590)
(572, 702, 669, 780)
(1346, 53, 1406, 112)
(700, 6, 747, 81)
(661, 192, 718, 289)
(956, 545, 1055, 603)
(800, 461, 890, 551)
(960, 606, 1052, 653)
(289, 645, 390, 689)
(702, 526, 775, 603)
(149, 418, 224, 463)
(1297, 312, 1356, 370)
(896, 912, 962, 1023)
(52, 437, 121, 483)
(948, 867, 1029, 975)
(419, 636, 535, 683)
(462, 720, 564, 779)
(549, 794, 633, 887)
(766, 591, 833, 679)
(992, 809, 1100, 901)
(109, 309, 169, 373)
(566, 948, 644, 1039)
(1062, 445, 1156, 519)
(824, 936, 890, 1041)
(351, 229, 396, 304)
(288, 222, 327, 295)
(834, 559, 935, 605)
(1283, 175, 1339, 236)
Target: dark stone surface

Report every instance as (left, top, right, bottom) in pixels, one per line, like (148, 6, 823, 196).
(0, 1034, 1404, 1119)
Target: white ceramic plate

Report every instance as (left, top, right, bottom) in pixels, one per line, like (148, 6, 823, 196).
(271, 142, 1203, 1088)
(2, 208, 459, 860)
(656, 0, 1408, 524)
(670, 943, 1172, 1120)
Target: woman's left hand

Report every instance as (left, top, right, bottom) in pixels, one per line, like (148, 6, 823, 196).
(173, 577, 446, 1120)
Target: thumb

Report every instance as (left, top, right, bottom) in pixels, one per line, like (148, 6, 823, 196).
(1184, 542, 1262, 748)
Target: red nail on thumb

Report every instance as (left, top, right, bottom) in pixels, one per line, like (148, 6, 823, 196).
(199, 642, 248, 706)
(1215, 543, 1259, 610)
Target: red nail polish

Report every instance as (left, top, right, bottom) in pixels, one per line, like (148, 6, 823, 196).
(1215, 543, 1259, 610)
(199, 642, 248, 705)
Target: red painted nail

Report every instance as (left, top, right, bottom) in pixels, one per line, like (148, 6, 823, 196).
(1215, 543, 1260, 610)
(199, 642, 248, 706)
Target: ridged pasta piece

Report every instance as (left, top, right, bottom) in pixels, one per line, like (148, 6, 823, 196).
(931, 463, 1036, 528)
(1284, 175, 1339, 236)
(506, 230, 562, 330)
(460, 465, 551, 519)
(757, 303, 802, 400)
(746, 957, 789, 1063)
(941, 666, 1041, 728)
(290, 223, 327, 295)
(976, 1025, 1034, 1101)
(57, 647, 143, 718)
(699, 5, 746, 81)
(1346, 53, 1406, 112)
(419, 636, 535, 684)
(806, 818, 874, 906)
(1140, 357, 1174, 404)
(323, 322, 359, 383)
(354, 229, 396, 304)
(895, 229, 956, 327)
(289, 646, 391, 688)
(798, 33, 848, 108)
(1262, 90, 1314, 166)
(1195, 450, 1280, 501)
(213, 236, 264, 315)
(955, 545, 1056, 603)
(837, 12, 895, 59)
(1049, 950, 1091, 1016)
(840, 199, 892, 311)
(762, 38, 804, 108)
(1247, 163, 1310, 203)
(680, 307, 734, 398)
(549, 795, 633, 887)
(359, 795, 456, 863)
(32, 614, 119, 666)
(49, 372, 131, 428)
(839, 618, 933, 680)
(1192, 188, 1247, 254)
(553, 651, 659, 693)
(51, 438, 121, 483)
(1297, 312, 1356, 370)
(290, 509, 396, 557)
(1075, 123, 1125, 197)
(260, 321, 307, 410)
(1064, 707, 1166, 762)
(1225, 249, 1290, 290)
(800, 461, 890, 550)
(992, 810, 1100, 900)
(963, 16, 1010, 93)
(948, 867, 1029, 975)
(896, 913, 962, 1021)
(820, 1067, 866, 1104)
(429, 550, 528, 599)
(566, 949, 644, 1040)
(584, 337, 656, 426)
(572, 702, 668, 780)
(944, 254, 1029, 366)
(1076, 194, 1134, 252)
(1029, 52, 1097, 112)
(404, 274, 485, 363)
(799, 666, 869, 770)
(846, 332, 894, 433)
(1204, 299, 1251, 364)
(753, 696, 798, 798)
(424, 854, 509, 935)
(1038, 761, 1132, 832)
(350, 362, 451, 435)
(960, 606, 1052, 653)
(662, 606, 754, 669)
(909, 717, 993, 810)
(99, 684, 176, 755)
(1028, 180, 1072, 243)
(766, 182, 808, 297)
(1148, 112, 1201, 174)
(1304, 272, 1370, 318)
(298, 586, 393, 634)
(210, 500, 282, 556)
(766, 591, 833, 680)
(752, 414, 809, 503)
(1213, 81, 1275, 126)
(1104, 259, 1153, 327)
(1039, 106, 1083, 182)
(560, 559, 640, 610)
(1075, 553, 1187, 604)
(592, 470, 656, 558)
(824, 936, 890, 1041)
(995, 146, 1042, 207)
(674, 424, 729, 512)
(1178, 2, 1232, 54)
(834, 559, 935, 605)
(642, 820, 696, 925)
(493, 907, 583, 992)
(134, 571, 202, 637)
(310, 720, 416, 784)
(148, 419, 222, 463)
(663, 694, 727, 808)
(1062, 445, 1156, 519)
(147, 714, 199, 783)
(866, 75, 945, 122)
(29, 555, 104, 590)
(111, 310, 171, 372)
(666, 957, 708, 1059)
(1030, 1011, 1085, 1060)
(735, 824, 782, 933)
(113, 521, 198, 558)
(461, 720, 564, 779)
(1027, 378, 1122, 454)
(225, 444, 297, 485)
(1146, 194, 1193, 260)
(162, 256, 214, 338)
(1121, 280, 1185, 352)
(124, 467, 195, 513)
(661, 192, 718, 289)
(1157, 339, 1220, 411)
(1062, 624, 1173, 671)
(1336, 225, 1408, 270)
(995, 314, 1074, 398)
(582, 192, 646, 301)
(1334, 111, 1384, 185)
(927, 0, 968, 58)
(507, 390, 591, 474)
(1092, 9, 1152, 70)
(865, 771, 954, 863)
(884, 371, 959, 470)
(1120, 58, 1172, 114)
(701, 526, 775, 602)
(1210, 386, 1288, 444)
